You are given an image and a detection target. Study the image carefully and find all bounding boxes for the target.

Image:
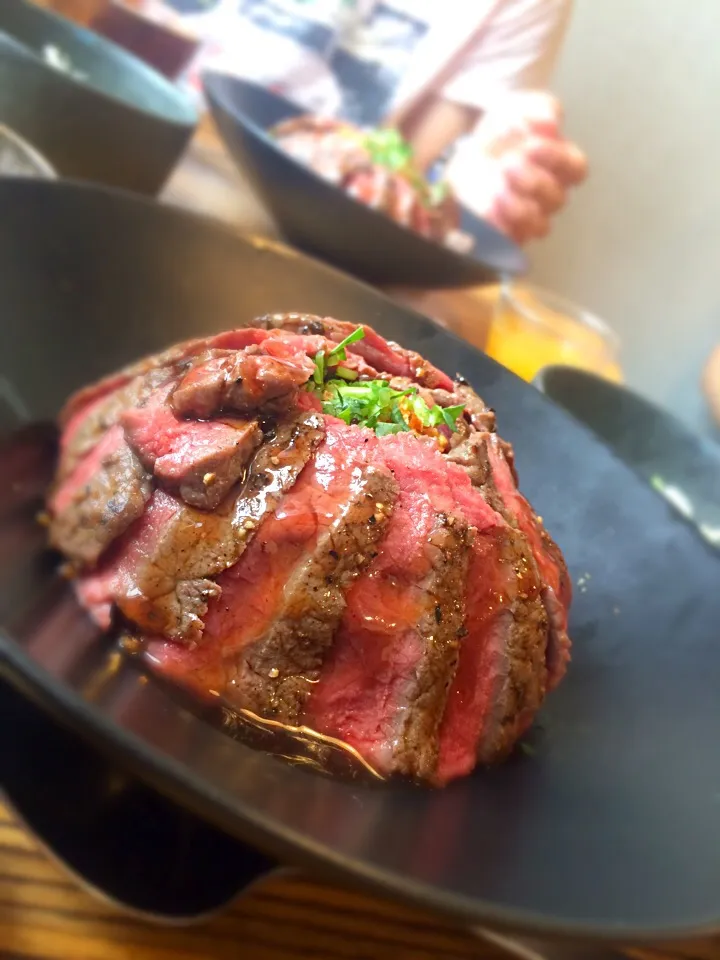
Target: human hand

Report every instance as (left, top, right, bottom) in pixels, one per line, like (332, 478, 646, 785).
(448, 91, 588, 245)
(703, 344, 720, 429)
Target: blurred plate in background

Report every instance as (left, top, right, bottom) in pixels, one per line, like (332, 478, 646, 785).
(203, 72, 527, 289)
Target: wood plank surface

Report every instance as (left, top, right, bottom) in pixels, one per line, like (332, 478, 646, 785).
(0, 799, 514, 960)
(2, 800, 720, 960)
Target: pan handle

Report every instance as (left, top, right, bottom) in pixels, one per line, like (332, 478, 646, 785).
(1, 677, 280, 922)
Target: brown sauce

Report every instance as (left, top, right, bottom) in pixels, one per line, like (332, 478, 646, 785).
(119, 634, 384, 784)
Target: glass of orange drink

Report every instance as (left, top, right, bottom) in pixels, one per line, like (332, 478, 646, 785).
(484, 282, 623, 384)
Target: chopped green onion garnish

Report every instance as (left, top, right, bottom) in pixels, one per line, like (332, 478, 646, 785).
(313, 350, 325, 386)
(326, 326, 366, 365)
(375, 422, 405, 437)
(306, 328, 465, 442)
(441, 404, 466, 430)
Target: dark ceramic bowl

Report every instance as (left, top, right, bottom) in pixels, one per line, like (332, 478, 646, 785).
(535, 366, 720, 551)
(203, 72, 526, 289)
(0, 0, 197, 194)
(2, 179, 720, 944)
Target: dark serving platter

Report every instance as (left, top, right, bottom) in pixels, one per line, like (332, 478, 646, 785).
(203, 72, 526, 289)
(535, 366, 720, 551)
(3, 179, 720, 943)
(0, 0, 196, 194)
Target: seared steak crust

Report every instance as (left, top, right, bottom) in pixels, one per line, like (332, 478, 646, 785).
(392, 514, 471, 780)
(50, 425, 151, 566)
(92, 414, 325, 643)
(236, 465, 398, 721)
(441, 378, 572, 693)
(473, 527, 549, 764)
(59, 367, 178, 479)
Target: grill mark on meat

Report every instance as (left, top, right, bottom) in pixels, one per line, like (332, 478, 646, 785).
(109, 414, 325, 643)
(50, 425, 151, 566)
(391, 514, 471, 780)
(235, 466, 397, 722)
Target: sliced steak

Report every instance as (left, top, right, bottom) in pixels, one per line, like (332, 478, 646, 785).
(76, 413, 325, 643)
(54, 319, 572, 787)
(59, 367, 178, 479)
(435, 520, 549, 784)
(483, 432, 572, 687)
(60, 316, 445, 435)
(50, 424, 151, 566)
(172, 350, 314, 419)
(58, 329, 274, 429)
(304, 433, 486, 781)
(442, 381, 572, 691)
(150, 420, 397, 718)
(121, 398, 261, 510)
(255, 314, 454, 390)
(453, 383, 497, 433)
(236, 464, 395, 720)
(446, 430, 506, 516)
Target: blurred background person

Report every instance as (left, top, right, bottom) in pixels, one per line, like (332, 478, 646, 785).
(121, 0, 588, 244)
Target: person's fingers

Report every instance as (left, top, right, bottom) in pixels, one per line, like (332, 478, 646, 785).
(525, 137, 589, 187)
(477, 92, 562, 157)
(516, 91, 563, 138)
(702, 345, 720, 428)
(503, 155, 567, 214)
(491, 191, 550, 244)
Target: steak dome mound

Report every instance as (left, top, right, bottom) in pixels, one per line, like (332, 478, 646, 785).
(49, 314, 571, 785)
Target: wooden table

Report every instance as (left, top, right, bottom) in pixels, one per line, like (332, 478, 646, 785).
(1, 798, 718, 960)
(1, 128, 717, 960)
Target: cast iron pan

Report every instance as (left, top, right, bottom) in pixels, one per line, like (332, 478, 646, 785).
(0, 0, 196, 195)
(203, 72, 526, 289)
(535, 366, 720, 551)
(2, 179, 720, 943)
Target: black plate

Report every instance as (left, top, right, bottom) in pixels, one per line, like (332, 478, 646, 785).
(0, 0, 196, 194)
(203, 72, 526, 289)
(2, 179, 720, 943)
(535, 366, 720, 551)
